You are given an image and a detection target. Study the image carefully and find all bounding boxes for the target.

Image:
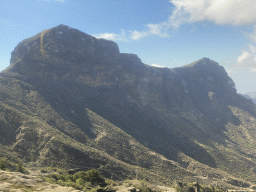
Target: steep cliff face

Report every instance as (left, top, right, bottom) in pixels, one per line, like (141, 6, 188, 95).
(1, 24, 256, 187)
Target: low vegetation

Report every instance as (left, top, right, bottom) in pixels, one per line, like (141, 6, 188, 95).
(40, 168, 106, 191)
(0, 156, 236, 192)
(0, 157, 27, 174)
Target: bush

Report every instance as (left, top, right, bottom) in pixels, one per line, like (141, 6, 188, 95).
(88, 188, 97, 192)
(65, 181, 72, 187)
(45, 177, 55, 183)
(52, 167, 57, 172)
(40, 168, 48, 173)
(73, 171, 87, 181)
(84, 182, 92, 188)
(76, 178, 85, 185)
(65, 174, 73, 182)
(57, 180, 66, 186)
(74, 183, 83, 190)
(85, 169, 105, 185)
(51, 173, 59, 181)
(201, 187, 212, 192)
(72, 169, 105, 185)
(105, 179, 115, 186)
(181, 187, 196, 192)
(0, 159, 7, 170)
(57, 174, 66, 181)
(134, 180, 154, 192)
(16, 162, 25, 173)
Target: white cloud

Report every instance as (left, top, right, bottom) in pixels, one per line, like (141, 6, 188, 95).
(168, 0, 256, 27)
(249, 68, 256, 73)
(237, 51, 251, 64)
(151, 64, 167, 68)
(130, 23, 170, 40)
(130, 31, 148, 40)
(129, 0, 256, 40)
(94, 0, 256, 41)
(226, 69, 233, 74)
(93, 30, 127, 41)
(234, 44, 256, 68)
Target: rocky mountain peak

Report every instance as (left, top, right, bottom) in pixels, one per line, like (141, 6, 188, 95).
(5, 25, 236, 94)
(7, 24, 120, 75)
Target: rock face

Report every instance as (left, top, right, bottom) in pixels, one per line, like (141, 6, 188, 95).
(1, 24, 256, 188)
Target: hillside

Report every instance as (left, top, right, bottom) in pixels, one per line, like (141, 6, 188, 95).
(0, 24, 256, 189)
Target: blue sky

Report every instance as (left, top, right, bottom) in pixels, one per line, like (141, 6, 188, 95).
(1, 0, 256, 94)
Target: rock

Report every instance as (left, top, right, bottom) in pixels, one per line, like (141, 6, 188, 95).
(128, 187, 136, 192)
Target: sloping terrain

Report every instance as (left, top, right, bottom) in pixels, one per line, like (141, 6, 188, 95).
(0, 170, 83, 192)
(0, 24, 256, 188)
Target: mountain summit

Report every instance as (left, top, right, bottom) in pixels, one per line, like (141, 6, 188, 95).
(1, 25, 256, 188)
(7, 24, 120, 77)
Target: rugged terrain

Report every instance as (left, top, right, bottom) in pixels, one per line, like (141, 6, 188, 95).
(0, 169, 82, 192)
(1, 24, 256, 189)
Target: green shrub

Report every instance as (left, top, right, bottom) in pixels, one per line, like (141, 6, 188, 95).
(88, 188, 98, 192)
(65, 181, 72, 187)
(45, 177, 55, 183)
(85, 169, 105, 185)
(73, 171, 87, 181)
(16, 162, 25, 173)
(201, 187, 212, 192)
(84, 182, 92, 188)
(74, 183, 83, 190)
(0, 159, 7, 170)
(182, 187, 196, 192)
(57, 180, 66, 186)
(52, 167, 57, 172)
(57, 174, 66, 181)
(57, 168, 64, 174)
(65, 174, 73, 182)
(76, 178, 85, 185)
(124, 179, 130, 183)
(51, 173, 58, 181)
(40, 168, 48, 173)
(105, 179, 115, 185)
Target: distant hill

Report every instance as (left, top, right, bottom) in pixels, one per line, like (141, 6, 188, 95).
(246, 91, 256, 99)
(0, 24, 256, 189)
(239, 93, 256, 104)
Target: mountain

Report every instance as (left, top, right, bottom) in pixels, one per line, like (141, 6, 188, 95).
(246, 91, 256, 99)
(1, 24, 256, 189)
(239, 94, 256, 104)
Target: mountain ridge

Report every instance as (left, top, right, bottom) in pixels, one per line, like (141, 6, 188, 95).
(0, 24, 256, 189)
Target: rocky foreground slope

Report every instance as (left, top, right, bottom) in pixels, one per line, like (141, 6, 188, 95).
(0, 169, 82, 192)
(0, 24, 256, 188)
